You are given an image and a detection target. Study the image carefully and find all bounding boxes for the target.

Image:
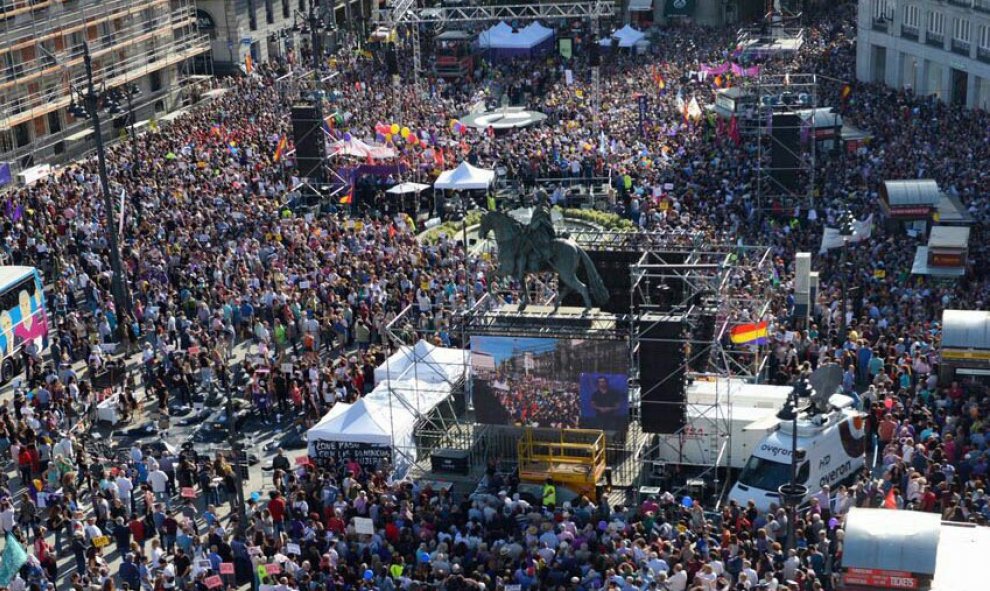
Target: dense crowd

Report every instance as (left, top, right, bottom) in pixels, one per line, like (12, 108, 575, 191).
(0, 2, 985, 590)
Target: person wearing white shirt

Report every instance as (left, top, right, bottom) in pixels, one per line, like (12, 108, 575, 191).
(742, 562, 759, 589)
(117, 473, 134, 514)
(668, 564, 687, 591)
(695, 564, 717, 591)
(147, 469, 169, 506)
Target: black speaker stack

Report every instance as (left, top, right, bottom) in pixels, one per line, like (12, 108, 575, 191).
(290, 104, 326, 181)
(769, 112, 801, 193)
(639, 317, 688, 434)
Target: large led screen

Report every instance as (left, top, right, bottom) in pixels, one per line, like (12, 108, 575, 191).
(471, 336, 628, 431)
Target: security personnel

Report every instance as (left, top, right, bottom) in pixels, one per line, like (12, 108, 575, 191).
(542, 477, 556, 511)
(486, 192, 496, 212)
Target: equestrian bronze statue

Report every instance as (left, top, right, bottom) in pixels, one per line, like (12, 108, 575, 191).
(479, 202, 609, 312)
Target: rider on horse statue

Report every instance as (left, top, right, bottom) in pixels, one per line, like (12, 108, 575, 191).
(520, 191, 555, 273)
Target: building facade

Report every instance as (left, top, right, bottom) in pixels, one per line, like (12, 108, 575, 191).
(857, 0, 990, 109)
(195, 0, 371, 74)
(0, 0, 210, 169)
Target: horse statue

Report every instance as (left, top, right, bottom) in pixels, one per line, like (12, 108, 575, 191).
(479, 209, 609, 312)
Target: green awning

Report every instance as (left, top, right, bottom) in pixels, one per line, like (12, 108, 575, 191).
(665, 0, 696, 17)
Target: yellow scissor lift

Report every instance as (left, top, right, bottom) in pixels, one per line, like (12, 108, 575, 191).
(517, 428, 607, 501)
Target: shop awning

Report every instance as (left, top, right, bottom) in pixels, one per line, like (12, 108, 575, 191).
(941, 310, 990, 351)
(843, 508, 940, 575)
(912, 247, 966, 277)
(629, 0, 653, 12)
(665, 0, 696, 17)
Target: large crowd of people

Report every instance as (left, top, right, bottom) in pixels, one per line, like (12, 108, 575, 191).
(0, 2, 986, 590)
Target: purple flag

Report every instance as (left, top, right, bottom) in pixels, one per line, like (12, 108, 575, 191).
(12, 205, 23, 223)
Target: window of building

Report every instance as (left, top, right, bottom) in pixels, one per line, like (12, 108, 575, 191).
(981, 24, 990, 50)
(926, 10, 945, 46)
(903, 4, 920, 28)
(283, 0, 290, 20)
(873, 0, 893, 22)
(265, 0, 274, 24)
(954, 17, 971, 43)
(927, 11, 945, 37)
(249, 0, 258, 31)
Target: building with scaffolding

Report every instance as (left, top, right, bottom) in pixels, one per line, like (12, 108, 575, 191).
(195, 0, 372, 75)
(0, 0, 210, 169)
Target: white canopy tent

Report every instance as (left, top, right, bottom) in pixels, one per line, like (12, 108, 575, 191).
(306, 397, 417, 475)
(307, 340, 470, 477)
(374, 339, 469, 385)
(478, 21, 553, 49)
(433, 161, 495, 190)
(599, 25, 647, 48)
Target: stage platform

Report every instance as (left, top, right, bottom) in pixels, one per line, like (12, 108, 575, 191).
(460, 302, 629, 340)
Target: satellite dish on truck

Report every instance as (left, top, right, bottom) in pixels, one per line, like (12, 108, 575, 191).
(807, 364, 843, 413)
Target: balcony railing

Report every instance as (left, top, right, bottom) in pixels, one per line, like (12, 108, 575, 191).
(901, 25, 919, 41)
(872, 17, 889, 33)
(926, 32, 945, 48)
(951, 38, 971, 56)
(978, 46, 990, 63)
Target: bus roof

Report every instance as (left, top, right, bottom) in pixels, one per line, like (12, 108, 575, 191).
(0, 266, 38, 288)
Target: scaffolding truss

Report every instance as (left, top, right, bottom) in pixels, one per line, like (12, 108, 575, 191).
(377, 0, 613, 102)
(748, 72, 819, 212)
(630, 239, 774, 500)
(381, 303, 476, 472)
(384, 1, 615, 25)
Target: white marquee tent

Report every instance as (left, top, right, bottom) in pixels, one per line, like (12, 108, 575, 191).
(374, 339, 469, 384)
(433, 161, 495, 190)
(599, 25, 647, 48)
(307, 340, 469, 477)
(478, 21, 554, 50)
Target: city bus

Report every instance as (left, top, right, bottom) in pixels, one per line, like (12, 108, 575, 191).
(0, 266, 48, 383)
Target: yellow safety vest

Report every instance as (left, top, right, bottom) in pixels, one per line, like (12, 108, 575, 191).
(542, 484, 556, 507)
(390, 564, 404, 578)
(487, 193, 496, 211)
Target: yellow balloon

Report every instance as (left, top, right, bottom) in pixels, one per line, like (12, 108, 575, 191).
(400, 127, 410, 139)
(390, 124, 399, 135)
(385, 133, 393, 143)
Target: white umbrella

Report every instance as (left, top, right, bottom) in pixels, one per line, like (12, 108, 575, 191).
(386, 182, 430, 195)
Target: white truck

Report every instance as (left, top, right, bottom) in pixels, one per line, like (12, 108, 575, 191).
(727, 395, 867, 511)
(651, 377, 793, 470)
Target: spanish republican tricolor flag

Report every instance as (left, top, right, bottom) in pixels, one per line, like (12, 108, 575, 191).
(730, 321, 769, 345)
(273, 136, 288, 162)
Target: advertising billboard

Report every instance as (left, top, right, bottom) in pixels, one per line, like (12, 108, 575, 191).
(471, 336, 628, 430)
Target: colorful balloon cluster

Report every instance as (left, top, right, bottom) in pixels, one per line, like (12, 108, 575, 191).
(372, 121, 433, 146)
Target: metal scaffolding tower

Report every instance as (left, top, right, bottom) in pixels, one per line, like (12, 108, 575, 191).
(629, 236, 774, 500)
(377, 0, 614, 96)
(750, 73, 819, 212)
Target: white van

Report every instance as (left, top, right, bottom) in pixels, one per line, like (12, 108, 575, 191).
(727, 396, 867, 512)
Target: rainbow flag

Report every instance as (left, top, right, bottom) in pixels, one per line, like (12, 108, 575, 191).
(244, 54, 254, 75)
(841, 84, 852, 102)
(730, 321, 769, 345)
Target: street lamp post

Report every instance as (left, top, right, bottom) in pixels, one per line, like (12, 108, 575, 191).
(108, 83, 142, 222)
(836, 211, 856, 345)
(68, 42, 132, 344)
(226, 364, 248, 534)
(777, 378, 810, 551)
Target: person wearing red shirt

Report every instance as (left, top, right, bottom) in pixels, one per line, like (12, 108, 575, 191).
(267, 491, 287, 536)
(128, 515, 146, 553)
(326, 510, 345, 535)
